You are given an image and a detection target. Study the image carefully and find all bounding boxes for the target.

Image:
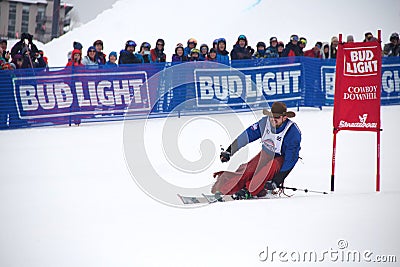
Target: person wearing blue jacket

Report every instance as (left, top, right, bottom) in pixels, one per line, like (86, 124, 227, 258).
(136, 42, 153, 63)
(184, 38, 197, 57)
(265, 36, 279, 58)
(212, 101, 302, 199)
(199, 44, 209, 61)
(105, 51, 118, 68)
(216, 38, 230, 65)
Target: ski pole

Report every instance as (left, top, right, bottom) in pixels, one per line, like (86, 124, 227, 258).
(280, 186, 328, 194)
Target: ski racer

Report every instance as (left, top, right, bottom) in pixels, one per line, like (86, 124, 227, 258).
(213, 101, 302, 199)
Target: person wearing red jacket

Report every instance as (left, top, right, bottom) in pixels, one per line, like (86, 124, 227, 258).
(304, 42, 322, 58)
(282, 34, 302, 57)
(150, 39, 166, 63)
(66, 49, 84, 67)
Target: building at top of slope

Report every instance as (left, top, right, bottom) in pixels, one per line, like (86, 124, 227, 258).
(0, 0, 73, 43)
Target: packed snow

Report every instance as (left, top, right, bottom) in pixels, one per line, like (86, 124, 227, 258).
(0, 106, 399, 266)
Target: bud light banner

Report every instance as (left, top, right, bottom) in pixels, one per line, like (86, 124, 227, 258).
(1, 56, 399, 130)
(13, 68, 154, 120)
(333, 40, 382, 132)
(323, 60, 400, 106)
(381, 62, 400, 104)
(194, 63, 303, 108)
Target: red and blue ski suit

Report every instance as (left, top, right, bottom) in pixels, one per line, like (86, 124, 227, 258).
(212, 116, 301, 196)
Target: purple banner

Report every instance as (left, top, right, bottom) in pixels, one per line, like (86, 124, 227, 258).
(13, 67, 155, 120)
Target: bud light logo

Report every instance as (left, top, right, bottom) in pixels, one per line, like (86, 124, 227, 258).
(344, 48, 379, 77)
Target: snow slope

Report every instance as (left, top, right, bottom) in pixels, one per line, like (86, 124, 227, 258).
(0, 106, 399, 266)
(43, 0, 400, 67)
(1, 1, 399, 265)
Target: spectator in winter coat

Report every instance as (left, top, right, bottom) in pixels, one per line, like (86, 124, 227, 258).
(346, 35, 354, 43)
(188, 48, 200, 61)
(10, 33, 44, 68)
(277, 41, 285, 57)
(171, 43, 188, 62)
(231, 34, 254, 60)
(67, 41, 83, 64)
(305, 41, 322, 58)
(184, 38, 197, 57)
(150, 39, 166, 63)
(19, 46, 46, 68)
(105, 51, 118, 68)
(0, 47, 6, 63)
(216, 38, 230, 65)
(265, 37, 279, 58)
(82, 46, 99, 66)
(321, 42, 330, 59)
(297, 37, 307, 56)
(383, 32, 400, 57)
(199, 44, 209, 61)
(10, 32, 39, 59)
(66, 49, 84, 67)
(282, 34, 302, 57)
(212, 39, 219, 50)
(253, 42, 267, 58)
(304, 42, 322, 58)
(363, 32, 374, 42)
(119, 40, 142, 65)
(1, 39, 10, 62)
(136, 42, 153, 63)
(206, 48, 217, 61)
(39, 50, 48, 68)
(93, 40, 106, 65)
(213, 101, 302, 199)
(11, 54, 25, 69)
(330, 36, 338, 59)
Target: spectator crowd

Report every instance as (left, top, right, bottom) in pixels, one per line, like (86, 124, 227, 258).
(1, 31, 399, 70)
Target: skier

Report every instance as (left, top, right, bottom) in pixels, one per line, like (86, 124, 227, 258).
(212, 101, 302, 199)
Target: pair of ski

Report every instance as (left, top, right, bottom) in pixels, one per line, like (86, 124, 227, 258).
(177, 192, 278, 205)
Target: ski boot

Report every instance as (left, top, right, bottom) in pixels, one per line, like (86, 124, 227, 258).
(232, 188, 253, 200)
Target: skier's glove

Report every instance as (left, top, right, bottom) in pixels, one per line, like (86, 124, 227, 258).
(220, 150, 231, 163)
(247, 46, 255, 54)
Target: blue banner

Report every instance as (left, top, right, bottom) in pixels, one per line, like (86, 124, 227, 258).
(13, 69, 152, 120)
(194, 61, 303, 108)
(323, 58, 400, 105)
(0, 57, 399, 130)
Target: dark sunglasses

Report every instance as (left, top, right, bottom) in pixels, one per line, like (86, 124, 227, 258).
(157, 43, 164, 46)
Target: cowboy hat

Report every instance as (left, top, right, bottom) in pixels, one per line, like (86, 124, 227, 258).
(263, 101, 296, 118)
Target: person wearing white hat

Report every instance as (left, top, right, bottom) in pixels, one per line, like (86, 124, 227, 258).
(383, 33, 400, 57)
